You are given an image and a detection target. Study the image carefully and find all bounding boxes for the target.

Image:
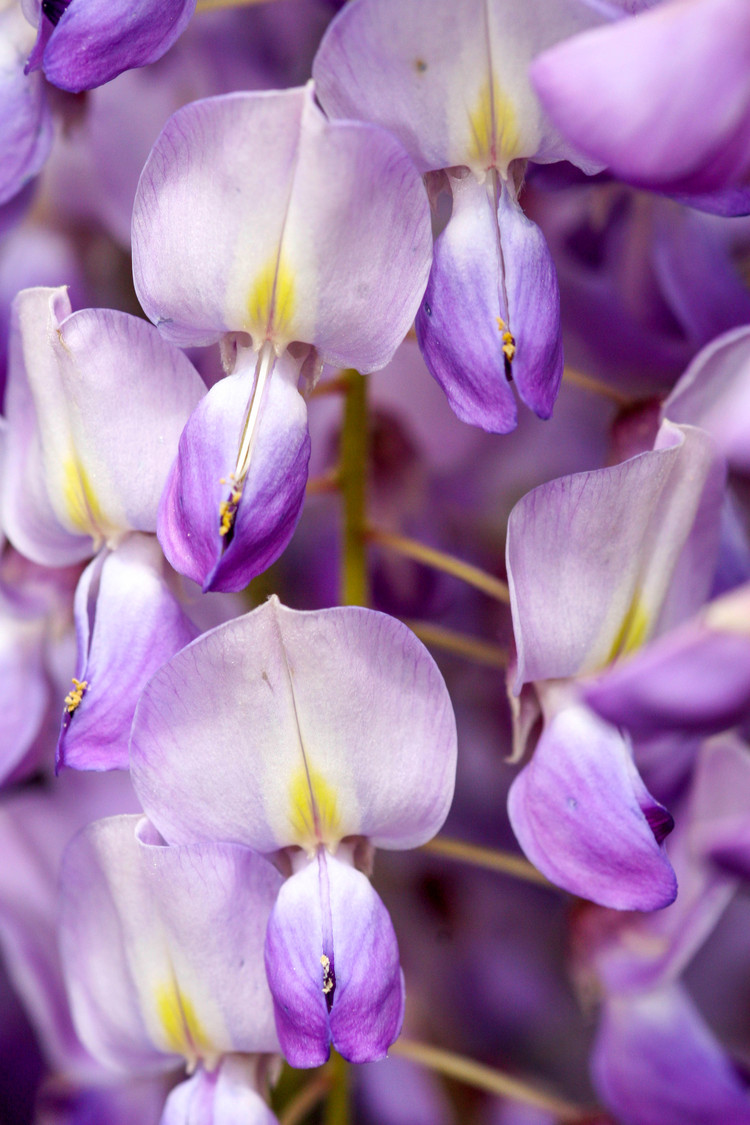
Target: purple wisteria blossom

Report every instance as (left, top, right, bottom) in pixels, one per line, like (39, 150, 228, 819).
(313, 0, 605, 432)
(132, 83, 432, 592)
(505, 420, 725, 908)
(129, 598, 457, 1065)
(0, 286, 205, 770)
(59, 814, 283, 1125)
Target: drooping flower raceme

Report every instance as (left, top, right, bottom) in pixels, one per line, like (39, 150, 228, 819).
(0, 285, 206, 771)
(59, 814, 283, 1125)
(313, 0, 605, 433)
(129, 597, 457, 1066)
(132, 83, 433, 593)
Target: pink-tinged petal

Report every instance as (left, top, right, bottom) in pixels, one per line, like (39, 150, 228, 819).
(41, 0, 196, 93)
(133, 86, 431, 370)
(1, 288, 205, 564)
(415, 172, 517, 432)
(508, 705, 676, 910)
(666, 326, 750, 475)
(130, 598, 456, 852)
(57, 534, 198, 773)
(0, 6, 52, 205)
(508, 421, 722, 687)
(532, 0, 750, 194)
(157, 349, 310, 593)
(585, 584, 750, 740)
(313, 0, 605, 175)
(592, 985, 750, 1125)
(162, 1057, 279, 1125)
(59, 815, 282, 1074)
(264, 852, 403, 1067)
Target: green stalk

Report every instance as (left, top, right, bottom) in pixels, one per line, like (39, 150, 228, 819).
(339, 369, 370, 608)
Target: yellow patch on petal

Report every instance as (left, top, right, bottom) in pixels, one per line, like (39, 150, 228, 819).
(606, 594, 650, 665)
(61, 453, 109, 539)
(289, 763, 341, 850)
(155, 979, 211, 1066)
(246, 252, 296, 344)
(467, 76, 520, 172)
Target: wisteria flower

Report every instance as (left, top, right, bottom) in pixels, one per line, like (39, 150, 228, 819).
(129, 597, 457, 1065)
(132, 83, 432, 592)
(313, 0, 606, 432)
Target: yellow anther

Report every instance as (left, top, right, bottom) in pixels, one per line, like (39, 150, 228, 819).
(502, 331, 516, 363)
(321, 954, 334, 996)
(64, 678, 88, 714)
(497, 317, 506, 331)
(218, 474, 243, 538)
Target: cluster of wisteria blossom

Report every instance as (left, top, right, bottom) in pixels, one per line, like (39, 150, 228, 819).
(2, 0, 750, 1122)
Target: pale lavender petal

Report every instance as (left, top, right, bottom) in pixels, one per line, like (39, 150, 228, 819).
(41, 0, 196, 93)
(666, 326, 750, 474)
(1, 288, 205, 562)
(313, 0, 605, 175)
(59, 815, 281, 1073)
(592, 985, 750, 1125)
(1, 288, 92, 565)
(45, 305, 206, 536)
(508, 704, 677, 910)
(264, 852, 403, 1067)
(157, 349, 310, 593)
(508, 422, 721, 687)
(532, 0, 750, 194)
(130, 598, 456, 852)
(0, 6, 52, 205)
(0, 770, 140, 1081)
(162, 1057, 279, 1125)
(57, 534, 198, 773)
(133, 86, 431, 370)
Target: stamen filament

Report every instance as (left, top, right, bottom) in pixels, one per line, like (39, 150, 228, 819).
(233, 340, 277, 484)
(421, 836, 554, 889)
(366, 527, 510, 604)
(562, 366, 632, 406)
(403, 621, 508, 669)
(391, 1039, 591, 1121)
